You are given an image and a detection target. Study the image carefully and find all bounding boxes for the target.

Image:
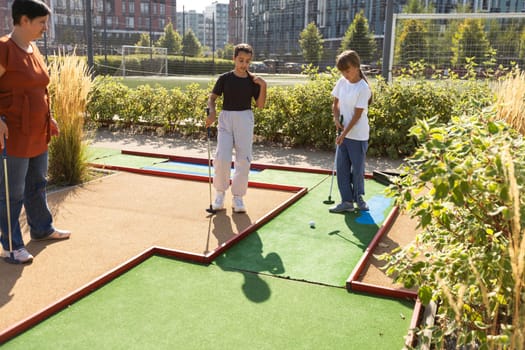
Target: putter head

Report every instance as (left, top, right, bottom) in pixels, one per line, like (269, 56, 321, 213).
(323, 199, 335, 204)
(206, 206, 217, 215)
(4, 256, 22, 264)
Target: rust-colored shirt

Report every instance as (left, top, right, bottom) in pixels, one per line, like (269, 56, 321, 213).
(0, 35, 51, 158)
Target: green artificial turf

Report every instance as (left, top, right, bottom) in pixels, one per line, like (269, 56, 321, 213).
(249, 169, 329, 188)
(2, 256, 413, 349)
(86, 147, 122, 162)
(214, 178, 394, 287)
(89, 153, 168, 169)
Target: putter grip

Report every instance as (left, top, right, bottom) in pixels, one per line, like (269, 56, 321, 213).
(1, 115, 5, 157)
(205, 108, 211, 137)
(338, 115, 344, 136)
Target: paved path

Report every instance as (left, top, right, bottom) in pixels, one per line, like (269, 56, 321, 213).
(89, 129, 404, 172)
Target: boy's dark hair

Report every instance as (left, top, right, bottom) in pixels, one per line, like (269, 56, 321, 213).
(12, 0, 51, 25)
(234, 43, 253, 58)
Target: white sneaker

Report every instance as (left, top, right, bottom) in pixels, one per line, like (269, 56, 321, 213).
(2, 247, 34, 263)
(232, 196, 246, 213)
(212, 191, 226, 210)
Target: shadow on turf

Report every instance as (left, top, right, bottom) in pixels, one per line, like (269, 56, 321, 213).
(214, 232, 284, 303)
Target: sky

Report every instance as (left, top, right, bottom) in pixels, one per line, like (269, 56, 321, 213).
(177, 0, 229, 13)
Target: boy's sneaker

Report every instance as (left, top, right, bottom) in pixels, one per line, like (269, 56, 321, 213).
(329, 201, 354, 213)
(356, 196, 369, 211)
(212, 191, 226, 211)
(2, 247, 34, 264)
(232, 196, 246, 213)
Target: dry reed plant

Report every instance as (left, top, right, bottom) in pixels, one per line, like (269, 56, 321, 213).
(495, 69, 525, 135)
(502, 149, 525, 350)
(48, 51, 92, 185)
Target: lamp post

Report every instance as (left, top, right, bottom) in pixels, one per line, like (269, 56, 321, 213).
(182, 6, 186, 75)
(212, 12, 215, 75)
(102, 0, 107, 72)
(149, 0, 153, 60)
(85, 0, 94, 72)
(381, 0, 394, 82)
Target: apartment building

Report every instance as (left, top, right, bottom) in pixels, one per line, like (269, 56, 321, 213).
(0, 0, 177, 47)
(242, 0, 524, 63)
(176, 9, 205, 45)
(0, 0, 524, 61)
(204, 2, 228, 50)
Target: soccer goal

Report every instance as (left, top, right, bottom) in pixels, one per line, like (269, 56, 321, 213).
(119, 45, 168, 76)
(388, 12, 525, 80)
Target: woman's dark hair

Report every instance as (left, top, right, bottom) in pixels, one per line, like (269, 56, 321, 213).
(12, 0, 51, 25)
(336, 50, 373, 105)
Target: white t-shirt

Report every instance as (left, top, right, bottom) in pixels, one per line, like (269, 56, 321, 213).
(331, 77, 371, 141)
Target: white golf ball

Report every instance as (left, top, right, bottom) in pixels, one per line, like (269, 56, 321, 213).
(309, 220, 315, 227)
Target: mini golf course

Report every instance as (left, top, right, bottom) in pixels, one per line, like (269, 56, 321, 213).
(0, 147, 419, 349)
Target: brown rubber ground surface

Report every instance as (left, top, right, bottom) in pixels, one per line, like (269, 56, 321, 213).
(0, 172, 293, 332)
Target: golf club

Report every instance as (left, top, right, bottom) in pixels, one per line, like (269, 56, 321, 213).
(205, 108, 217, 215)
(1, 121, 17, 264)
(324, 115, 344, 204)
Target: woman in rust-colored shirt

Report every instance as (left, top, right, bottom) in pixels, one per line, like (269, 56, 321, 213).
(0, 0, 70, 264)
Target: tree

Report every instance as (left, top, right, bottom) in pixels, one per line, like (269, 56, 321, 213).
(395, 19, 429, 66)
(339, 11, 376, 63)
(182, 29, 202, 57)
(405, 0, 427, 13)
(136, 33, 151, 47)
(221, 43, 235, 59)
(520, 28, 525, 62)
(156, 21, 182, 55)
(298, 22, 323, 65)
(487, 19, 522, 63)
(451, 19, 494, 67)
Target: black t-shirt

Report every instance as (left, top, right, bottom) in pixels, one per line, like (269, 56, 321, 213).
(212, 71, 261, 111)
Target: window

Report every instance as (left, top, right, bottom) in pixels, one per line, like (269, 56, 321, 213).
(72, 0, 82, 11)
(126, 16, 134, 28)
(318, 0, 326, 27)
(141, 2, 149, 15)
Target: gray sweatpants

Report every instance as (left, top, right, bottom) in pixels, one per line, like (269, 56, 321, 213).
(213, 109, 254, 197)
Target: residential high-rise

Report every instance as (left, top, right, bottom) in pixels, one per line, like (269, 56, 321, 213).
(204, 2, 229, 51)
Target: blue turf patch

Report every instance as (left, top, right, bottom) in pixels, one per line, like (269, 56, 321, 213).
(355, 195, 394, 225)
(144, 161, 260, 177)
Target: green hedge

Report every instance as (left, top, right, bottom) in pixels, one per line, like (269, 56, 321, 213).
(93, 55, 233, 76)
(86, 71, 494, 158)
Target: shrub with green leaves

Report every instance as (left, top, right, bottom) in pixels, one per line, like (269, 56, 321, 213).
(381, 112, 525, 349)
(86, 76, 130, 125)
(86, 71, 494, 155)
(368, 77, 493, 159)
(255, 69, 337, 148)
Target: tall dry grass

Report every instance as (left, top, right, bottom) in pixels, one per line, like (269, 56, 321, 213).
(503, 149, 525, 350)
(496, 73, 525, 349)
(47, 51, 92, 185)
(495, 69, 525, 135)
